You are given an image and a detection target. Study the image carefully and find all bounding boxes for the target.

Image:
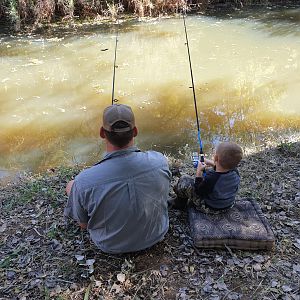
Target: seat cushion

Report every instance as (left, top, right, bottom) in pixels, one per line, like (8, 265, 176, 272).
(188, 198, 275, 250)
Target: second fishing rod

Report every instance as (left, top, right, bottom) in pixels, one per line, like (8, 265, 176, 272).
(182, 11, 206, 174)
(111, 17, 119, 105)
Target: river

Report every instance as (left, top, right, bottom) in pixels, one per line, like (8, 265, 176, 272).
(0, 6, 299, 172)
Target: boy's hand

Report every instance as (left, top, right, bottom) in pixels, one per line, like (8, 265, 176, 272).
(204, 158, 215, 167)
(196, 162, 206, 177)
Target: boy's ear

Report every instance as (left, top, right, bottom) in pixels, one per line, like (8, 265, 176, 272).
(214, 153, 218, 162)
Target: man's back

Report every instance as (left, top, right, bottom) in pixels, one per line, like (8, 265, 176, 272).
(65, 147, 171, 253)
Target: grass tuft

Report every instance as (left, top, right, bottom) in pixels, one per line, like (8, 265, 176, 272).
(1, 0, 296, 31)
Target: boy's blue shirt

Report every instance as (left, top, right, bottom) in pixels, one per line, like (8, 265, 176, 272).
(194, 167, 240, 209)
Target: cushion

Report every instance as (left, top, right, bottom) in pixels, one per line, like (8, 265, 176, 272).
(188, 198, 275, 250)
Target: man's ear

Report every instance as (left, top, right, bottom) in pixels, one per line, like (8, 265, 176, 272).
(133, 126, 138, 137)
(100, 127, 106, 139)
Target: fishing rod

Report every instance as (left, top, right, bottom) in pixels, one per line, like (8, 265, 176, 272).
(182, 11, 206, 172)
(111, 18, 119, 105)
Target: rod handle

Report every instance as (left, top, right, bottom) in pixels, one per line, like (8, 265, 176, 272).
(200, 153, 206, 177)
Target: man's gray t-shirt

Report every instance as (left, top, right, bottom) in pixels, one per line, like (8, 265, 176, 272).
(64, 147, 171, 254)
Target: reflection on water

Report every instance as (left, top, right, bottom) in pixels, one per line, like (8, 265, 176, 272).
(213, 6, 300, 36)
(0, 7, 300, 171)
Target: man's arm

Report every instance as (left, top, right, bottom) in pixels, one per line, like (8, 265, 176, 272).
(65, 180, 88, 229)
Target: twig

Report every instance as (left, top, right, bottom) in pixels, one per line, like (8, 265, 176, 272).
(131, 273, 152, 299)
(0, 285, 14, 292)
(54, 278, 76, 284)
(250, 278, 265, 298)
(96, 259, 119, 268)
(84, 282, 92, 300)
(224, 244, 234, 257)
(100, 253, 123, 260)
(131, 266, 156, 277)
(33, 227, 44, 237)
(222, 283, 247, 300)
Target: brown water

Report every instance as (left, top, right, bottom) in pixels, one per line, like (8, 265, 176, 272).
(1, 7, 300, 171)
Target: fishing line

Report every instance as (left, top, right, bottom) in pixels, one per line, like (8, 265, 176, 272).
(111, 18, 119, 105)
(182, 11, 206, 173)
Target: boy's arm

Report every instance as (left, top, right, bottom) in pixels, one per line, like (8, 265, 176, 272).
(195, 168, 220, 197)
(204, 158, 215, 167)
(196, 162, 206, 177)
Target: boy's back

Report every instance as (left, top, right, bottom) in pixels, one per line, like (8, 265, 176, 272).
(194, 168, 240, 209)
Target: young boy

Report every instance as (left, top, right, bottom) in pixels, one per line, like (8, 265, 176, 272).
(173, 142, 243, 213)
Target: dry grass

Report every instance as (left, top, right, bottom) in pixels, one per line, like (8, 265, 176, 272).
(127, 0, 187, 17)
(1, 0, 297, 31)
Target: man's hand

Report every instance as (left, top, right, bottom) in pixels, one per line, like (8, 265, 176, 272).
(66, 180, 74, 196)
(79, 223, 87, 230)
(196, 162, 206, 177)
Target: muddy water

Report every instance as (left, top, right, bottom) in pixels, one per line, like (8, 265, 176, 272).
(0, 7, 300, 171)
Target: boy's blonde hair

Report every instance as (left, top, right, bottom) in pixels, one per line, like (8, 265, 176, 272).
(216, 142, 243, 170)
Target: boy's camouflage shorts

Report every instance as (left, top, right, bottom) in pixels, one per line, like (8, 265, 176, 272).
(174, 175, 232, 215)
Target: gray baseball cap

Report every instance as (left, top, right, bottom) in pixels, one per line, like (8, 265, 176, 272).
(103, 104, 135, 132)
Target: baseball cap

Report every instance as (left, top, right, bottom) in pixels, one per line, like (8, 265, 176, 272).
(103, 104, 135, 132)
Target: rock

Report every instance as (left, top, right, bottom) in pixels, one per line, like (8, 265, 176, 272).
(282, 285, 293, 293)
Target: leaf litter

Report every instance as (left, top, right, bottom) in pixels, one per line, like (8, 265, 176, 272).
(0, 143, 299, 299)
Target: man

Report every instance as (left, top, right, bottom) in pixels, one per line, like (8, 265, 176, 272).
(65, 104, 171, 254)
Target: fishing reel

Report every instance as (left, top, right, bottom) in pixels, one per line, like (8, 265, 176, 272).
(192, 152, 205, 169)
(192, 152, 199, 168)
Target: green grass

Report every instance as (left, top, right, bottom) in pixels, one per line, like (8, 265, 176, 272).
(0, 246, 23, 269)
(47, 224, 59, 239)
(1, 165, 79, 213)
(278, 141, 299, 157)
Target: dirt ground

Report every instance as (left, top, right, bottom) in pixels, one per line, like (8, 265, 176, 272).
(0, 142, 299, 300)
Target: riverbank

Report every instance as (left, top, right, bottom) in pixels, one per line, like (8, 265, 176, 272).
(0, 141, 299, 299)
(1, 0, 299, 33)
